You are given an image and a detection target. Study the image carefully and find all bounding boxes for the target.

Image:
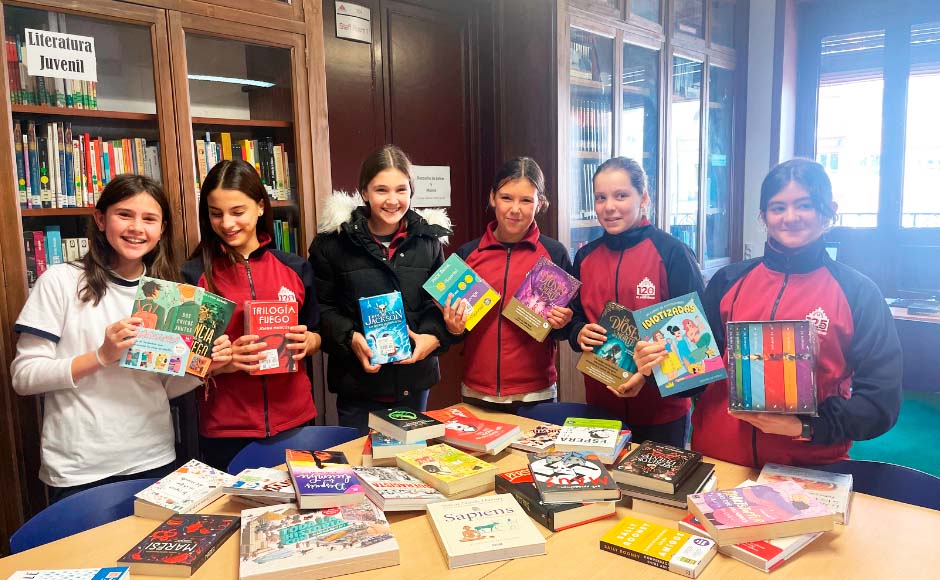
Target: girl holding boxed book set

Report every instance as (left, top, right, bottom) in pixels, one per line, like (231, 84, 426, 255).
(570, 157, 705, 448)
(11, 174, 232, 501)
(183, 159, 321, 470)
(444, 157, 574, 413)
(309, 145, 452, 435)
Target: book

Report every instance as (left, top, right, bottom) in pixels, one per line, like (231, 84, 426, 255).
(631, 292, 727, 395)
(502, 255, 581, 341)
(360, 433, 385, 467)
(134, 459, 235, 520)
(118, 514, 239, 577)
(495, 466, 617, 531)
(424, 406, 522, 454)
(352, 466, 447, 511)
(245, 300, 299, 374)
(422, 253, 500, 331)
(238, 501, 399, 580)
(510, 423, 562, 455)
(396, 443, 497, 497)
(369, 430, 427, 460)
(5, 569, 129, 580)
(756, 463, 853, 524)
(686, 480, 834, 546)
(367, 407, 445, 444)
(599, 516, 717, 578)
(285, 449, 364, 509)
(426, 494, 547, 569)
(120, 326, 190, 376)
(222, 467, 295, 505)
(619, 460, 717, 509)
(186, 291, 235, 378)
(679, 513, 823, 573)
(594, 429, 633, 465)
(629, 473, 719, 522)
(358, 291, 412, 364)
(527, 451, 621, 504)
(576, 301, 638, 386)
(728, 321, 819, 415)
(611, 441, 703, 494)
(553, 417, 622, 456)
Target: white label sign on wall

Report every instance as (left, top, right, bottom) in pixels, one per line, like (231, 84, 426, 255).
(24, 28, 97, 82)
(412, 165, 452, 208)
(336, 2, 372, 44)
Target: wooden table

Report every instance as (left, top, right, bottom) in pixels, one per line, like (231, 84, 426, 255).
(3, 406, 939, 579)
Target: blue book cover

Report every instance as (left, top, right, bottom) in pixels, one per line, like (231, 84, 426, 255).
(359, 291, 412, 364)
(44, 226, 63, 265)
(631, 292, 727, 396)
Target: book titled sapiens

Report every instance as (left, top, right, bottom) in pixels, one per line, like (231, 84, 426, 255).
(244, 300, 299, 374)
(359, 291, 412, 364)
(422, 253, 500, 331)
(503, 256, 581, 341)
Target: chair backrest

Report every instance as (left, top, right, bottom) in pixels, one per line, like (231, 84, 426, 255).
(516, 401, 623, 426)
(811, 459, 940, 510)
(226, 425, 360, 474)
(9, 477, 158, 554)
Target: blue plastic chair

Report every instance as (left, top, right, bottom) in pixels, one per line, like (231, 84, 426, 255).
(516, 401, 622, 426)
(9, 477, 158, 554)
(810, 459, 940, 510)
(226, 425, 360, 474)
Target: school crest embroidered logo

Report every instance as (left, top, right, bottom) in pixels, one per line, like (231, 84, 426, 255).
(636, 277, 656, 300)
(806, 307, 830, 336)
(277, 286, 296, 302)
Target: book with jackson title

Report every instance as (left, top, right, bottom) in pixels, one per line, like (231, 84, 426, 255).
(359, 292, 412, 365)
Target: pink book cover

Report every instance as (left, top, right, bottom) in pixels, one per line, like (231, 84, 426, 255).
(688, 480, 832, 530)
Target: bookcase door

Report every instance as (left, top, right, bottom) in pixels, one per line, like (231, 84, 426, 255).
(168, 12, 315, 257)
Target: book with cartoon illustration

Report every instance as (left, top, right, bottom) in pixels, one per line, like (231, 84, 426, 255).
(503, 256, 581, 342)
(600, 515, 717, 578)
(245, 300, 299, 374)
(553, 417, 622, 456)
(395, 443, 497, 498)
(186, 291, 235, 378)
(352, 466, 447, 511)
(134, 459, 235, 520)
(426, 494, 546, 569)
(285, 449, 364, 509)
(756, 463, 852, 524)
(121, 276, 201, 377)
(424, 406, 522, 454)
(358, 291, 412, 365)
(526, 450, 620, 504)
(576, 301, 639, 387)
(510, 423, 562, 455)
(631, 292, 727, 396)
(223, 467, 295, 505)
(494, 467, 617, 532)
(422, 253, 500, 331)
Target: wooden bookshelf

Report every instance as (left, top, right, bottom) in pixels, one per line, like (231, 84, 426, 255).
(11, 104, 157, 122)
(191, 116, 292, 128)
(270, 200, 296, 208)
(20, 207, 95, 217)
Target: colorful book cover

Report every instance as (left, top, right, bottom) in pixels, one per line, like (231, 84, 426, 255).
(422, 253, 500, 331)
(424, 406, 521, 453)
(727, 321, 818, 415)
(395, 443, 497, 494)
(245, 300, 299, 374)
(495, 467, 617, 532)
(527, 451, 620, 503)
(756, 463, 852, 524)
(503, 255, 581, 341)
(600, 516, 716, 578)
(285, 449, 364, 508)
(369, 430, 427, 459)
(134, 459, 234, 515)
(186, 291, 235, 377)
(576, 301, 638, 386)
(510, 423, 562, 454)
(119, 326, 189, 376)
(554, 417, 622, 455)
(352, 466, 447, 508)
(632, 292, 727, 395)
(118, 514, 239, 575)
(611, 441, 703, 493)
(358, 291, 412, 364)
(224, 467, 294, 502)
(239, 501, 399, 579)
(6, 569, 129, 580)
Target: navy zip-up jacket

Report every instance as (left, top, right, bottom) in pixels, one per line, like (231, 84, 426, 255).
(692, 238, 902, 466)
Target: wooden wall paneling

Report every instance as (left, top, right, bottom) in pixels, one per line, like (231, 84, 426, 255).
(730, 0, 748, 262)
(303, 0, 333, 221)
(110, 0, 306, 33)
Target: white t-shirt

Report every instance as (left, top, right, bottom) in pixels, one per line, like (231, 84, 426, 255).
(11, 263, 198, 487)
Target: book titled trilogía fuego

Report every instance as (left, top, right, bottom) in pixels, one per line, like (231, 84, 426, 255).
(245, 300, 299, 375)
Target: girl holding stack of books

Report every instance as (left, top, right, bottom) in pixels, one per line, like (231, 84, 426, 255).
(442, 157, 574, 413)
(183, 159, 321, 470)
(635, 158, 902, 466)
(11, 175, 232, 501)
(309, 145, 453, 435)
(570, 157, 705, 448)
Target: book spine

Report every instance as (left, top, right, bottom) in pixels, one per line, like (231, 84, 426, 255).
(14, 123, 27, 208)
(27, 122, 41, 208)
(763, 323, 784, 411)
(23, 232, 37, 287)
(95, 137, 105, 191)
(64, 123, 75, 208)
(56, 123, 67, 207)
(782, 323, 797, 412)
(749, 324, 765, 410)
(795, 323, 815, 413)
(740, 324, 751, 409)
(494, 478, 553, 531)
(32, 231, 46, 277)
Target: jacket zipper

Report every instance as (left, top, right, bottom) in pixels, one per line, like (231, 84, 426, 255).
(244, 259, 271, 437)
(614, 249, 625, 303)
(496, 246, 513, 397)
(752, 271, 791, 466)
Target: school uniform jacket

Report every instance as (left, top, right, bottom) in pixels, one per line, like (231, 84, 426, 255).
(182, 234, 319, 438)
(455, 221, 572, 397)
(569, 219, 704, 427)
(692, 238, 902, 467)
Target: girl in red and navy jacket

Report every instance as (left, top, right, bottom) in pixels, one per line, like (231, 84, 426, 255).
(570, 157, 705, 448)
(668, 159, 900, 467)
(445, 157, 573, 413)
(182, 159, 321, 470)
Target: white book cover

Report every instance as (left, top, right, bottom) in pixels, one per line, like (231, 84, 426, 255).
(135, 459, 234, 512)
(224, 467, 294, 501)
(239, 500, 400, 580)
(554, 418, 621, 454)
(510, 423, 561, 454)
(756, 463, 853, 524)
(352, 466, 446, 507)
(6, 568, 129, 580)
(426, 494, 547, 569)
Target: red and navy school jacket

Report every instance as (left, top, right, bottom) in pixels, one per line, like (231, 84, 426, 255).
(569, 219, 705, 427)
(455, 221, 572, 397)
(692, 238, 902, 467)
(181, 234, 319, 438)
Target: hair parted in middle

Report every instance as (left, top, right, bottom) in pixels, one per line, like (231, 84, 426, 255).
(358, 144, 415, 200)
(491, 156, 549, 213)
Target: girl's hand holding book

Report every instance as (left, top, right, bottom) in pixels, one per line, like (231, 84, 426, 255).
(577, 323, 607, 351)
(207, 335, 233, 375)
(98, 316, 143, 366)
(441, 293, 469, 335)
(633, 340, 666, 376)
(285, 325, 322, 360)
(606, 371, 646, 399)
(351, 332, 381, 373)
(546, 306, 573, 330)
(396, 329, 440, 365)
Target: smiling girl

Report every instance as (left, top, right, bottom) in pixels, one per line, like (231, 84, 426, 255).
(183, 159, 321, 470)
(11, 174, 231, 502)
(569, 157, 705, 447)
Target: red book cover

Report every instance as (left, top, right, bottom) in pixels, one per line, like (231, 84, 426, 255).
(244, 300, 298, 375)
(763, 323, 785, 411)
(32, 231, 46, 277)
(424, 406, 521, 453)
(118, 514, 239, 576)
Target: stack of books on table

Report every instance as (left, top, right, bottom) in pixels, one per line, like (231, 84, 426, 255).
(396, 443, 497, 498)
(611, 440, 715, 520)
(361, 429, 428, 467)
(223, 467, 295, 507)
(363, 407, 441, 466)
(133, 459, 235, 520)
(285, 449, 365, 509)
(424, 406, 522, 455)
(554, 417, 631, 464)
(352, 465, 447, 511)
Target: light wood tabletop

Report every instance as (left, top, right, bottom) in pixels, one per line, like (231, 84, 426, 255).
(2, 406, 938, 579)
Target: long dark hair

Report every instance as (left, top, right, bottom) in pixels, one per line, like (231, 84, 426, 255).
(358, 145, 415, 200)
(491, 156, 549, 213)
(191, 159, 274, 293)
(759, 158, 838, 225)
(78, 174, 178, 305)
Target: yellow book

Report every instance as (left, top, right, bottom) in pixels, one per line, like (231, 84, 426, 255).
(220, 132, 233, 161)
(600, 516, 716, 578)
(238, 139, 251, 163)
(396, 443, 496, 498)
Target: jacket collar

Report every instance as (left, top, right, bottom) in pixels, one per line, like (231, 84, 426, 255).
(219, 232, 273, 261)
(601, 218, 653, 251)
(477, 220, 540, 251)
(342, 206, 452, 243)
(762, 237, 830, 274)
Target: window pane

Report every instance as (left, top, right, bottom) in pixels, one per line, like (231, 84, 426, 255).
(620, 43, 660, 208)
(902, 23, 940, 228)
(706, 65, 733, 261)
(632, 0, 661, 23)
(675, 0, 704, 38)
(711, 0, 736, 48)
(669, 56, 702, 254)
(816, 30, 885, 228)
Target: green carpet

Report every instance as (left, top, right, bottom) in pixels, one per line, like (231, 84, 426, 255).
(849, 391, 940, 476)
